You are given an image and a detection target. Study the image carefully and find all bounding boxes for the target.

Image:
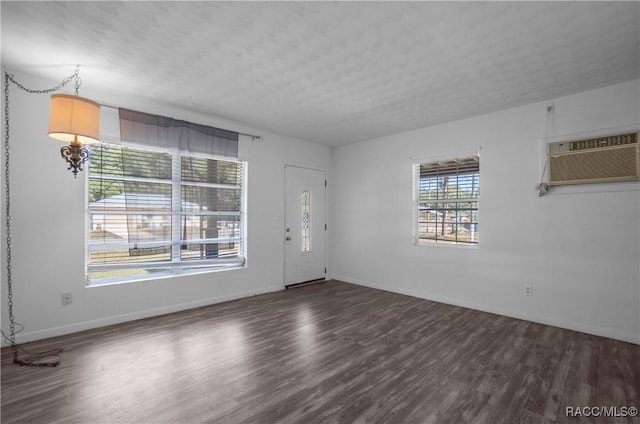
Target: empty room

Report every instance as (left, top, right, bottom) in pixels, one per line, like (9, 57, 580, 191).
(1, 1, 639, 423)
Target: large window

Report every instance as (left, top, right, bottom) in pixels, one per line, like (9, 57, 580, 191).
(415, 155, 479, 246)
(87, 109, 245, 285)
(88, 144, 245, 285)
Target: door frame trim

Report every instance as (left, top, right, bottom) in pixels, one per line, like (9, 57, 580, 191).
(283, 164, 328, 288)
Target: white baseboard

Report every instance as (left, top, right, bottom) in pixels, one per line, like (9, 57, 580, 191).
(6, 278, 637, 347)
(333, 275, 640, 345)
(2, 285, 283, 347)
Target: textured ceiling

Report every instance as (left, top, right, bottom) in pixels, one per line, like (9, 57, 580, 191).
(2, 1, 639, 146)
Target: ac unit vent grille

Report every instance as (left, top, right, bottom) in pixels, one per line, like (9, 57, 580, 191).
(569, 132, 637, 151)
(550, 146, 637, 182)
(547, 132, 640, 186)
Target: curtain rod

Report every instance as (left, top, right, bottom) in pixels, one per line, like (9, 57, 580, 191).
(100, 102, 262, 142)
(238, 132, 263, 141)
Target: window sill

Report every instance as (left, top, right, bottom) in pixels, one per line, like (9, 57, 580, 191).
(87, 263, 246, 287)
(414, 240, 479, 250)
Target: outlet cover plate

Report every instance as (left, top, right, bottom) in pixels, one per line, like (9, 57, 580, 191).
(61, 292, 73, 305)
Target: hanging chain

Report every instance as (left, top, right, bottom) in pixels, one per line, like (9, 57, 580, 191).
(74, 71, 81, 96)
(4, 69, 78, 366)
(4, 73, 16, 362)
(6, 67, 79, 95)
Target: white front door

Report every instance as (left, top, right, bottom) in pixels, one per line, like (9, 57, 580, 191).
(284, 166, 326, 286)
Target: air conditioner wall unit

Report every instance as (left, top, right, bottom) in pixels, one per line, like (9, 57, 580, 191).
(547, 132, 640, 186)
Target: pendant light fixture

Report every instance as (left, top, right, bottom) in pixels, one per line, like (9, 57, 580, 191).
(3, 69, 89, 367)
(3, 66, 100, 366)
(47, 67, 101, 177)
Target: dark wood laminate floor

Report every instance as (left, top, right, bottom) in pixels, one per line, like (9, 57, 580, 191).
(2, 280, 639, 424)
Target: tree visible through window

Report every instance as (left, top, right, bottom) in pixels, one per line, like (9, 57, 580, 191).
(415, 155, 479, 245)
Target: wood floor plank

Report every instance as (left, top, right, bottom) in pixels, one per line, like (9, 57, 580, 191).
(2, 280, 639, 424)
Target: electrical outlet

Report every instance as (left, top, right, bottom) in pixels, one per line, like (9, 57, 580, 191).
(523, 285, 533, 296)
(61, 292, 73, 305)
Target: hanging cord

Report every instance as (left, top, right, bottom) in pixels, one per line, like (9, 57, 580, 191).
(3, 69, 79, 366)
(536, 105, 553, 197)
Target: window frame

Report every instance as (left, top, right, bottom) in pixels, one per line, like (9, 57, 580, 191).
(413, 154, 480, 247)
(86, 142, 247, 286)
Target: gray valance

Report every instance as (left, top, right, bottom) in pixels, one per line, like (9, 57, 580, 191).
(119, 108, 239, 158)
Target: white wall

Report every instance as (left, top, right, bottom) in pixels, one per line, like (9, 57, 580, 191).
(331, 79, 640, 344)
(3, 71, 638, 346)
(1, 70, 332, 344)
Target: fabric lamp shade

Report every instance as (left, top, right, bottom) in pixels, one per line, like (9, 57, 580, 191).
(48, 94, 101, 145)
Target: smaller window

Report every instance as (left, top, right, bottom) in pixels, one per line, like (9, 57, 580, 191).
(415, 155, 480, 246)
(302, 189, 311, 252)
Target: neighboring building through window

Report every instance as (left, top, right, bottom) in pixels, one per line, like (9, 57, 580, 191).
(415, 155, 479, 245)
(88, 143, 246, 285)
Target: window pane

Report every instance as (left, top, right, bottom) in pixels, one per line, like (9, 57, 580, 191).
(89, 211, 173, 264)
(416, 156, 479, 246)
(90, 144, 172, 180)
(180, 214, 241, 260)
(181, 242, 241, 261)
(182, 157, 241, 185)
(181, 186, 241, 212)
(302, 189, 311, 252)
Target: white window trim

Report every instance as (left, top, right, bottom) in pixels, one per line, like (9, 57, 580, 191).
(412, 151, 480, 248)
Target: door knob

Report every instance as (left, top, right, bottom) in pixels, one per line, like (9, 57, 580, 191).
(286, 236, 292, 241)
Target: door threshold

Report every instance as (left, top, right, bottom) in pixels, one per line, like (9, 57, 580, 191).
(285, 279, 326, 289)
